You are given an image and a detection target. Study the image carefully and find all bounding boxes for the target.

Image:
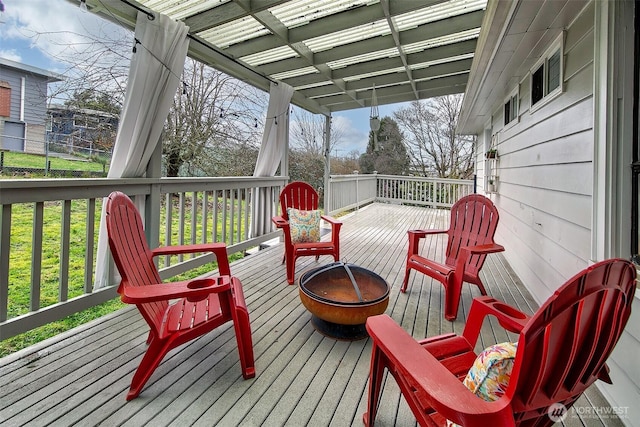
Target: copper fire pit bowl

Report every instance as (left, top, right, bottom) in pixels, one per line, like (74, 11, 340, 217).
(298, 262, 390, 340)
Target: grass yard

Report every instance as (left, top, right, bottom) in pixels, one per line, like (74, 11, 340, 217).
(0, 151, 108, 176)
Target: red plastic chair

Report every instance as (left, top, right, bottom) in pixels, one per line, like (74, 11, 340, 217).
(272, 181, 342, 284)
(364, 258, 637, 426)
(105, 191, 255, 400)
(402, 194, 504, 320)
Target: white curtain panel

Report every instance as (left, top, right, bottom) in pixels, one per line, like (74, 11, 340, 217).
(250, 82, 294, 237)
(94, 11, 189, 289)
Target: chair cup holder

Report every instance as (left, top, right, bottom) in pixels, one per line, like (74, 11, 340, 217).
(493, 302, 527, 319)
(186, 278, 215, 302)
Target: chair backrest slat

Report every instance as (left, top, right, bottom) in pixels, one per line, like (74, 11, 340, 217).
(106, 192, 168, 331)
(280, 181, 319, 219)
(510, 259, 636, 418)
(445, 194, 500, 275)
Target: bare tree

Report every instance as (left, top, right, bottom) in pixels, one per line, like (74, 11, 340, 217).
(21, 21, 132, 160)
(394, 95, 475, 179)
(35, 22, 133, 110)
(331, 150, 361, 174)
(290, 109, 345, 155)
(24, 21, 267, 177)
(163, 59, 267, 177)
(288, 109, 348, 187)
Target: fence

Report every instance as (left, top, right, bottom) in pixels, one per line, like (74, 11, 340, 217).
(327, 173, 475, 215)
(0, 172, 474, 341)
(0, 137, 111, 177)
(0, 176, 286, 340)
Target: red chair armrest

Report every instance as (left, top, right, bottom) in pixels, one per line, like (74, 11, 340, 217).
(151, 242, 227, 256)
(121, 275, 232, 304)
(366, 315, 515, 426)
(462, 242, 505, 255)
(151, 243, 231, 275)
(320, 214, 342, 226)
(322, 215, 342, 242)
(462, 296, 530, 347)
(453, 244, 506, 291)
(272, 215, 288, 228)
(229, 276, 248, 308)
(407, 229, 448, 256)
(408, 229, 448, 239)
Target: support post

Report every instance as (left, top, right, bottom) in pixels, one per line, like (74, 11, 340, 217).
(324, 115, 331, 212)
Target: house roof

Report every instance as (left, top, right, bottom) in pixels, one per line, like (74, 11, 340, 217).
(78, 0, 487, 116)
(457, 0, 589, 134)
(0, 57, 65, 83)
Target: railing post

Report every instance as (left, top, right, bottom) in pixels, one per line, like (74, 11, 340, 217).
(353, 170, 359, 210)
(324, 115, 331, 212)
(0, 204, 10, 324)
(373, 171, 378, 201)
(145, 138, 163, 250)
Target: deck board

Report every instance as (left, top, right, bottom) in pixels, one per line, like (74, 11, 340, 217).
(0, 203, 624, 427)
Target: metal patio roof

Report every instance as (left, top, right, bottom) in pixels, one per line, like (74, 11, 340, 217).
(80, 0, 487, 116)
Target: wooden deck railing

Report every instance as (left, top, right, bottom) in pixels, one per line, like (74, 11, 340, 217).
(0, 176, 287, 340)
(0, 174, 473, 341)
(327, 173, 475, 215)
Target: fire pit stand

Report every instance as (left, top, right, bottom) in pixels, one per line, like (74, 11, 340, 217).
(298, 262, 390, 340)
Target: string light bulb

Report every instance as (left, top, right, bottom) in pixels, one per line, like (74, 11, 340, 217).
(79, 0, 88, 12)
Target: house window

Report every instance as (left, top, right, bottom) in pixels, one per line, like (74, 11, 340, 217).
(73, 114, 99, 129)
(531, 65, 545, 105)
(547, 50, 561, 92)
(530, 34, 563, 108)
(504, 92, 518, 126)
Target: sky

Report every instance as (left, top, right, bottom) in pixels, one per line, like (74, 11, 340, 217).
(0, 0, 408, 155)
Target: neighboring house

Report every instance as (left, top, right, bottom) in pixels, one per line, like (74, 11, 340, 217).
(47, 105, 118, 157)
(459, 1, 638, 424)
(0, 57, 63, 153)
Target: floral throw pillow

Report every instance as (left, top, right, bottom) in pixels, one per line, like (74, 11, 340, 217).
(446, 341, 518, 427)
(288, 208, 321, 243)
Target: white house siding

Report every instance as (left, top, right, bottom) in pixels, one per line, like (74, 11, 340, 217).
(602, 304, 640, 426)
(486, 2, 595, 303)
(473, 2, 640, 424)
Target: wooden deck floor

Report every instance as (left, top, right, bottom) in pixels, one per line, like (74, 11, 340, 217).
(0, 203, 624, 427)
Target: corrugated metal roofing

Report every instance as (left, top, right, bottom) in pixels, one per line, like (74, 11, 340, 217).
(80, 0, 487, 115)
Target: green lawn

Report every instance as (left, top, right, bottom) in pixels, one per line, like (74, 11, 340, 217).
(0, 151, 108, 174)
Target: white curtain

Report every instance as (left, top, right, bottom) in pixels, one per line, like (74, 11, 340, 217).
(250, 82, 294, 237)
(94, 11, 189, 289)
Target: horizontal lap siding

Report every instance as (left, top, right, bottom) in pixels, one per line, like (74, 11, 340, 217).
(490, 2, 595, 304)
(481, 2, 640, 422)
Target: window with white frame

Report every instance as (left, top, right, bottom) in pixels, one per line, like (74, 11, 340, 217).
(531, 34, 563, 108)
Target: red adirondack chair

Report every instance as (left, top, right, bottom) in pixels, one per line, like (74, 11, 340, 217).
(402, 194, 504, 320)
(364, 258, 637, 426)
(272, 181, 342, 284)
(105, 191, 255, 400)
